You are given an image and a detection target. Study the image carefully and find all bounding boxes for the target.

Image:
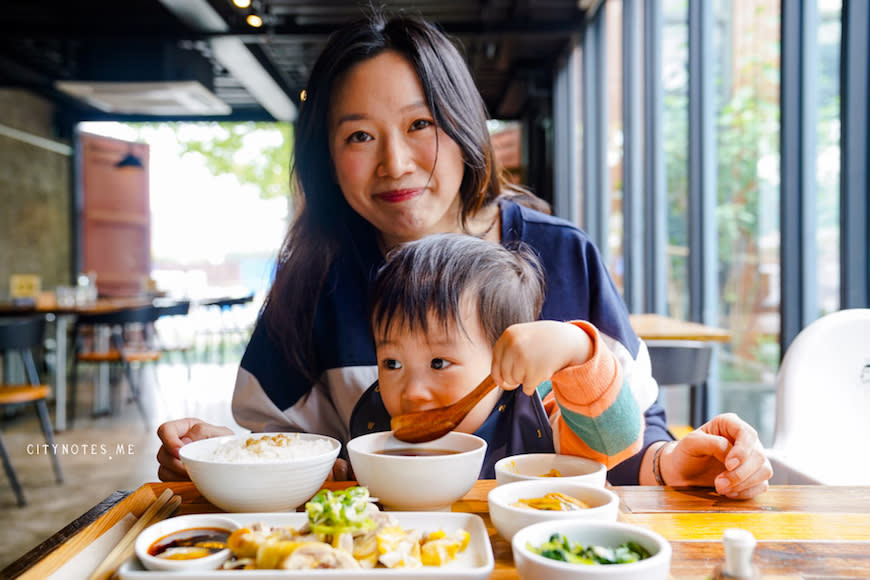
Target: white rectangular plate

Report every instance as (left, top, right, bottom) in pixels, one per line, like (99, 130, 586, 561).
(118, 512, 494, 580)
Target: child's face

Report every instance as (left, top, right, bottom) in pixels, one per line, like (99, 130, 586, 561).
(375, 303, 502, 435)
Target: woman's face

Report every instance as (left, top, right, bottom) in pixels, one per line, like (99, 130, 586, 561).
(328, 50, 466, 249)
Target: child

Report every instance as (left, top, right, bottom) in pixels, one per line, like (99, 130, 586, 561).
(349, 233, 644, 478)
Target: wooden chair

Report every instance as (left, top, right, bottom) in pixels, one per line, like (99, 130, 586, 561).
(647, 340, 714, 430)
(68, 306, 161, 431)
(0, 316, 64, 507)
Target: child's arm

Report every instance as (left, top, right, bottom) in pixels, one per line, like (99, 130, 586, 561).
(491, 320, 644, 469)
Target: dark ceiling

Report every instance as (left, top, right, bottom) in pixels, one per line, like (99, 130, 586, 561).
(0, 0, 591, 127)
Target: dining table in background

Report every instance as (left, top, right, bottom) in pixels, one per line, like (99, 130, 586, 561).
(0, 296, 170, 431)
(629, 313, 732, 343)
(3, 480, 869, 579)
(191, 291, 256, 363)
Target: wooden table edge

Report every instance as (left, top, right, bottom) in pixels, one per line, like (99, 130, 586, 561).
(1, 486, 160, 579)
(6, 482, 870, 579)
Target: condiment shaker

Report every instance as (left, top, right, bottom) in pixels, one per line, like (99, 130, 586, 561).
(712, 528, 761, 579)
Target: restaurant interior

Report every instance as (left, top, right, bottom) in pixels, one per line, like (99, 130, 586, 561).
(1, 0, 869, 577)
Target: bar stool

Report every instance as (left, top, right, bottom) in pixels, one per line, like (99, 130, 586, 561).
(68, 306, 161, 431)
(0, 316, 64, 507)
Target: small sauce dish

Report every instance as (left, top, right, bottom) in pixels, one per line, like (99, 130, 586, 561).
(494, 453, 607, 486)
(134, 514, 239, 571)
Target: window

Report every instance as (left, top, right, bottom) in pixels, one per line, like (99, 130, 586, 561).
(606, 0, 625, 293)
(713, 0, 781, 443)
(662, 0, 690, 320)
(816, 0, 842, 316)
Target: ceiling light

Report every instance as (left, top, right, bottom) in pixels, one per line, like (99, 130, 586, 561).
(246, 13, 263, 27)
(233, 0, 251, 7)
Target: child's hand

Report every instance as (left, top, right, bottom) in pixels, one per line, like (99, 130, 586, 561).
(491, 321, 594, 396)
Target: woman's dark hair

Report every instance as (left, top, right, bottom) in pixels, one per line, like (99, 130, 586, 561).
(265, 10, 549, 382)
(371, 234, 545, 345)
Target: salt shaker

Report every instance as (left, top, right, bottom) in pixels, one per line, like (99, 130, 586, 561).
(712, 528, 761, 579)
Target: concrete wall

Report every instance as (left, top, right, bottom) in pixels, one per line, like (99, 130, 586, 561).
(0, 89, 72, 297)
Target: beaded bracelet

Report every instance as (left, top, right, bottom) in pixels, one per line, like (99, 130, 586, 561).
(652, 441, 674, 486)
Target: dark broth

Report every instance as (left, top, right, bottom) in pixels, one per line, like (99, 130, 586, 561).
(148, 527, 230, 559)
(375, 448, 460, 457)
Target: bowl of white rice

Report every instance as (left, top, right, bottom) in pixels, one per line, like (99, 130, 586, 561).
(180, 432, 341, 512)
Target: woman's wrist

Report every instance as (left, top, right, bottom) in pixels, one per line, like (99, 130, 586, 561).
(641, 440, 677, 485)
(652, 440, 677, 485)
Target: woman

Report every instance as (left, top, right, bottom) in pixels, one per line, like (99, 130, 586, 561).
(157, 12, 772, 498)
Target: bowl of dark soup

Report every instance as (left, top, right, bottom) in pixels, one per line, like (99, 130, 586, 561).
(346, 431, 486, 510)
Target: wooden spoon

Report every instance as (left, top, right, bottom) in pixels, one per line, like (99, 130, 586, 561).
(390, 375, 497, 443)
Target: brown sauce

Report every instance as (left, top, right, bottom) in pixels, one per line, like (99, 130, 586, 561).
(148, 527, 230, 560)
(375, 448, 460, 456)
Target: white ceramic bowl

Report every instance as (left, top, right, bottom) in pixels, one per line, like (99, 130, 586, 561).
(495, 453, 607, 486)
(179, 432, 341, 512)
(488, 480, 620, 541)
(134, 514, 239, 572)
(346, 431, 487, 511)
(511, 520, 672, 580)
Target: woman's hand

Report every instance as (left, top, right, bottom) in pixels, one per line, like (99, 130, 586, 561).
(328, 458, 354, 481)
(660, 413, 773, 499)
(156, 418, 234, 481)
(491, 321, 593, 396)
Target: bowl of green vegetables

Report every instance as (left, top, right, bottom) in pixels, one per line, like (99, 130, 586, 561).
(511, 520, 671, 579)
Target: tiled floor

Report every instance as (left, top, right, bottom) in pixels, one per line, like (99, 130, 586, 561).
(0, 359, 247, 570)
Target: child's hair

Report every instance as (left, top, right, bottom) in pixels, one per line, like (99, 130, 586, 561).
(370, 233, 545, 345)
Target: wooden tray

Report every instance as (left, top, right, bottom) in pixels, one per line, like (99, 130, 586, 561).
(4, 483, 209, 580)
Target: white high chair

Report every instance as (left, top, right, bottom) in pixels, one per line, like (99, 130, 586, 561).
(766, 308, 870, 485)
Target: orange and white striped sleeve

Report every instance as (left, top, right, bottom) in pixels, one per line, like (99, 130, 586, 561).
(539, 320, 645, 469)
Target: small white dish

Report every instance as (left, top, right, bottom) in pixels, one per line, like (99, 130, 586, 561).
(494, 453, 607, 486)
(511, 520, 672, 580)
(134, 514, 239, 572)
(488, 479, 619, 541)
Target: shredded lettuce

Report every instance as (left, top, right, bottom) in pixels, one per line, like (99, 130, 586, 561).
(305, 487, 377, 536)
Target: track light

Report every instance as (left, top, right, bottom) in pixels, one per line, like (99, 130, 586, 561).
(246, 13, 263, 27)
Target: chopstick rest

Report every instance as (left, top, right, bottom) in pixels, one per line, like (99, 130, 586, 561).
(87, 488, 181, 580)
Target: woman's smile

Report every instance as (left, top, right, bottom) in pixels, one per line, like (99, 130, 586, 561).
(375, 188, 424, 203)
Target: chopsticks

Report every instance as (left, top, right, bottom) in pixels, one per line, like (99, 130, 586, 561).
(87, 488, 181, 580)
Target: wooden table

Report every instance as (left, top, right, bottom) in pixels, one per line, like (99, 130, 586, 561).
(0, 296, 172, 430)
(4, 481, 870, 579)
(630, 313, 731, 342)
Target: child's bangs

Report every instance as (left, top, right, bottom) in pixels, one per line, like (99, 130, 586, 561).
(373, 284, 468, 343)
